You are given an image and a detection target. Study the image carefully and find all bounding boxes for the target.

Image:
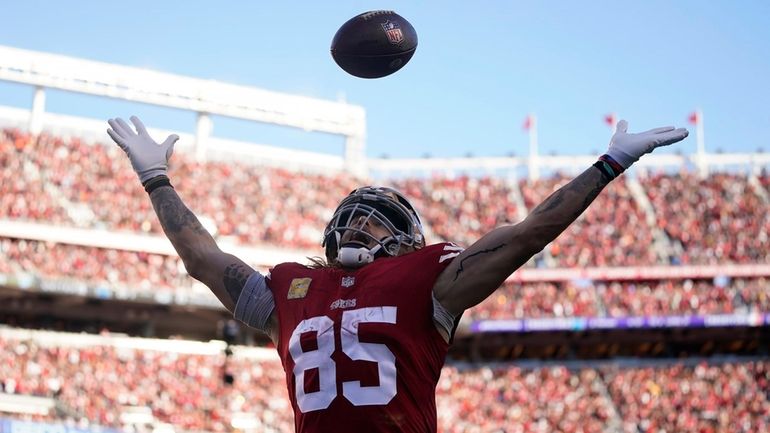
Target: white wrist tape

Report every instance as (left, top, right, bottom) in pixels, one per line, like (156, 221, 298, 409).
(233, 272, 275, 333)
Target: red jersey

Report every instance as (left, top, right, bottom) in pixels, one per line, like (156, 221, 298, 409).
(267, 243, 461, 433)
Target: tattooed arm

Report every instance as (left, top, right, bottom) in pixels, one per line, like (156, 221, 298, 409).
(150, 187, 279, 343)
(150, 186, 251, 311)
(432, 120, 689, 317)
(107, 116, 277, 343)
(432, 166, 609, 316)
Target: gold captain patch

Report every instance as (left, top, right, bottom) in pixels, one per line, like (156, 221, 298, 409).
(288, 278, 312, 299)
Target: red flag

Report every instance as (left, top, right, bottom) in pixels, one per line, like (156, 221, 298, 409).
(522, 115, 532, 131)
(604, 113, 616, 127)
(688, 111, 700, 125)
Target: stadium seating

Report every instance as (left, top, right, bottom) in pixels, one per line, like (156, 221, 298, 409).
(4, 127, 770, 323)
(0, 129, 357, 249)
(391, 176, 521, 248)
(3, 235, 769, 320)
(641, 172, 770, 265)
(1, 42, 768, 433)
(2, 330, 767, 433)
(4, 129, 769, 267)
(0, 237, 190, 293)
(0, 335, 292, 432)
(519, 175, 658, 267)
(603, 361, 769, 432)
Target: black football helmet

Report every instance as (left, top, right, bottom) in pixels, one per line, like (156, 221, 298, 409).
(323, 186, 425, 266)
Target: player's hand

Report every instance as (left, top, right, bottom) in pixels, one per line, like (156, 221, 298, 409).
(605, 120, 689, 169)
(107, 116, 179, 183)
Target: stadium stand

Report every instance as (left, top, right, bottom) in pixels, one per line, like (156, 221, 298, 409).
(1, 329, 767, 433)
(519, 175, 659, 267)
(3, 129, 770, 267)
(2, 46, 769, 433)
(641, 172, 770, 265)
(3, 235, 769, 320)
(2, 126, 770, 328)
(0, 129, 358, 250)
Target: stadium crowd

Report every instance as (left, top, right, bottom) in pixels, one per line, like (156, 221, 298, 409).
(519, 176, 658, 267)
(436, 365, 615, 433)
(0, 237, 190, 294)
(3, 127, 769, 322)
(0, 336, 292, 432)
(3, 129, 770, 267)
(603, 361, 770, 433)
(2, 237, 769, 320)
(2, 332, 768, 433)
(391, 176, 521, 248)
(643, 171, 770, 265)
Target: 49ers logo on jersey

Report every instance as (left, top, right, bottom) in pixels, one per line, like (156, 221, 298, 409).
(330, 298, 357, 310)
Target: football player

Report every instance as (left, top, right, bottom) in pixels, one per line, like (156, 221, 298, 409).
(107, 116, 687, 433)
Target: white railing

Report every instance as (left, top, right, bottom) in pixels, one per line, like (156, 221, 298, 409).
(0, 326, 278, 360)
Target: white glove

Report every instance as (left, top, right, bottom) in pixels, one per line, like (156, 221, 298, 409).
(107, 116, 179, 184)
(605, 119, 689, 170)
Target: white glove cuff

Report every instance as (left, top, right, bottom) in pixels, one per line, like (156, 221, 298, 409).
(604, 149, 636, 170)
(138, 168, 168, 184)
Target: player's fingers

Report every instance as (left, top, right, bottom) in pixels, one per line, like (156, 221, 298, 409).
(650, 126, 675, 134)
(162, 134, 179, 159)
(161, 134, 179, 147)
(107, 128, 127, 150)
(616, 119, 628, 133)
(130, 116, 149, 136)
(116, 118, 135, 136)
(654, 128, 689, 147)
(107, 119, 127, 138)
(165, 143, 175, 161)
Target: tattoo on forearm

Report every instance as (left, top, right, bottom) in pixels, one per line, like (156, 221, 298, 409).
(533, 189, 566, 215)
(454, 244, 506, 281)
(223, 263, 250, 301)
(152, 187, 208, 235)
(582, 183, 605, 209)
(532, 167, 608, 223)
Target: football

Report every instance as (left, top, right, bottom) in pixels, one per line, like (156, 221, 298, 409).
(331, 10, 418, 79)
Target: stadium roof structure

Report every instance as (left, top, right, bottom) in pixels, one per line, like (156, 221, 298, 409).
(0, 45, 367, 176)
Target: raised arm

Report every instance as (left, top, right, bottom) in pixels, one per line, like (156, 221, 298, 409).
(148, 185, 255, 312)
(433, 120, 689, 316)
(106, 117, 274, 338)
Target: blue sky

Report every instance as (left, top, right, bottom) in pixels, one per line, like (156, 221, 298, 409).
(0, 1, 768, 158)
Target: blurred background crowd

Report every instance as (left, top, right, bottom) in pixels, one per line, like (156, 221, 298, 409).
(2, 129, 769, 433)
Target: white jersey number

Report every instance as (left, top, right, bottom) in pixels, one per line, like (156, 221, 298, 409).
(288, 306, 397, 413)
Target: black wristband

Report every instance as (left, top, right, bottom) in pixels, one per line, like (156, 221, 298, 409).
(598, 154, 625, 175)
(143, 175, 173, 194)
(593, 160, 616, 182)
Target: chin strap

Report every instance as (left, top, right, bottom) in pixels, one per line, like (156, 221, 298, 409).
(338, 244, 383, 268)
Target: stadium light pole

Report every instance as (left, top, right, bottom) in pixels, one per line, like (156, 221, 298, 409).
(690, 108, 706, 178)
(30, 86, 45, 135)
(195, 112, 212, 162)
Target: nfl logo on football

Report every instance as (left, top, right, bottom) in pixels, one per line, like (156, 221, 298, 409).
(381, 20, 404, 44)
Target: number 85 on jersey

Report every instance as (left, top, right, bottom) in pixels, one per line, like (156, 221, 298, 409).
(289, 306, 398, 413)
